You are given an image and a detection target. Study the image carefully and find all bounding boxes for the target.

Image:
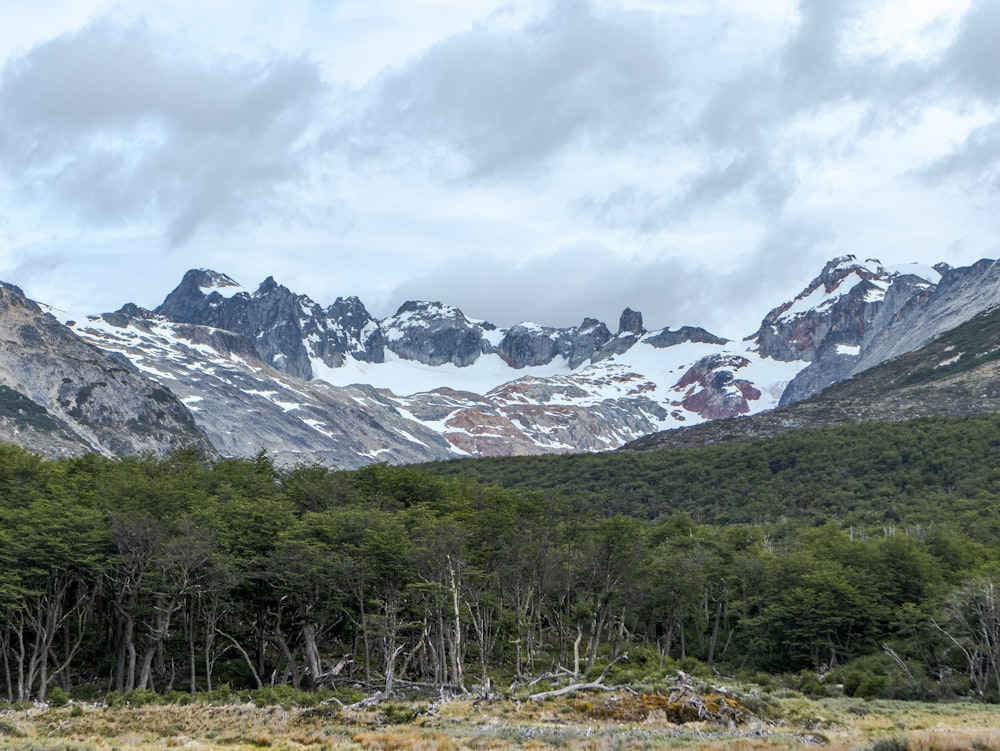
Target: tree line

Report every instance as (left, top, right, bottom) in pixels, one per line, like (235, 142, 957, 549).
(2, 417, 1000, 704)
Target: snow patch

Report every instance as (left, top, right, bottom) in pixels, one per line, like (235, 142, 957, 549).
(310, 350, 573, 396)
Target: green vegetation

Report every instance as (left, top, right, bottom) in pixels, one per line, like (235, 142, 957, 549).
(2, 415, 1000, 708)
(0, 385, 60, 431)
(420, 414, 1000, 527)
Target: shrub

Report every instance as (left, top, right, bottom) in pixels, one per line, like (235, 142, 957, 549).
(380, 702, 418, 725)
(855, 674, 888, 699)
(867, 736, 908, 751)
(797, 670, 828, 698)
(243, 685, 322, 708)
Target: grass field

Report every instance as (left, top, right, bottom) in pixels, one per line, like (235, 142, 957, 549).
(2, 692, 1000, 750)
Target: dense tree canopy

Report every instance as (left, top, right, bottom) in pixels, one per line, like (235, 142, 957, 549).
(3, 415, 1000, 703)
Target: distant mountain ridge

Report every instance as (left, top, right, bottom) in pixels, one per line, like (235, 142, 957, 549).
(65, 271, 797, 465)
(4, 253, 999, 466)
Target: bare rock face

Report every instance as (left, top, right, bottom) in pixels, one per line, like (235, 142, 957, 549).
(312, 296, 385, 367)
(777, 258, 1000, 405)
(853, 258, 1000, 373)
(155, 269, 385, 379)
(673, 354, 761, 420)
(495, 318, 615, 369)
(594, 308, 649, 360)
(0, 282, 209, 458)
(497, 324, 562, 368)
(71, 309, 456, 468)
(566, 318, 614, 367)
(618, 307, 645, 335)
(646, 326, 728, 348)
(383, 301, 495, 367)
(752, 256, 897, 363)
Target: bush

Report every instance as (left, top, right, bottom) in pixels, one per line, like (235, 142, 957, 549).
(243, 685, 322, 708)
(797, 670, 828, 698)
(867, 736, 908, 751)
(0, 719, 27, 738)
(380, 702, 418, 725)
(47, 686, 70, 707)
(855, 674, 888, 699)
(69, 684, 102, 702)
(105, 689, 160, 707)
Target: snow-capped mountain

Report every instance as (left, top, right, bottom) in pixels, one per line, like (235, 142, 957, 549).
(8, 253, 994, 467)
(68, 280, 806, 465)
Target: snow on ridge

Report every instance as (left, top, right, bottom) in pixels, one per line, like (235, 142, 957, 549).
(885, 262, 942, 285)
(780, 282, 847, 320)
(832, 256, 885, 275)
(310, 350, 573, 396)
(198, 271, 246, 298)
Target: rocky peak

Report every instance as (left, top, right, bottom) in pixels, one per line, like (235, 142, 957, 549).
(495, 317, 616, 369)
(566, 318, 613, 367)
(618, 308, 645, 335)
(383, 301, 495, 367)
(310, 296, 385, 368)
(646, 326, 729, 348)
(497, 323, 561, 368)
(751, 255, 906, 362)
(153, 270, 392, 379)
(590, 308, 646, 361)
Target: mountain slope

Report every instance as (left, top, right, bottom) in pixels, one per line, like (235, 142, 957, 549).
(70, 302, 807, 464)
(624, 301, 1000, 452)
(0, 282, 209, 457)
(775, 258, 1000, 405)
(11, 252, 997, 467)
(60, 255, 973, 467)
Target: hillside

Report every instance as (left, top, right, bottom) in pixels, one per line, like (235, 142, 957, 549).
(5, 415, 1000, 706)
(3, 255, 1000, 466)
(622, 301, 1000, 453)
(0, 282, 210, 457)
(418, 413, 1000, 524)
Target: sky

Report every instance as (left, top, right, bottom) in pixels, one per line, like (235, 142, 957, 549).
(2, 0, 999, 338)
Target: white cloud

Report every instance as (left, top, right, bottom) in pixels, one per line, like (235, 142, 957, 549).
(2, 0, 1000, 340)
(0, 18, 325, 244)
(339, 0, 676, 180)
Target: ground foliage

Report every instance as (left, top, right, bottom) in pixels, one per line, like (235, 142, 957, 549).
(3, 415, 1000, 706)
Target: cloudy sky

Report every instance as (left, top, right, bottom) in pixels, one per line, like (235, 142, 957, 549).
(1, 0, 999, 337)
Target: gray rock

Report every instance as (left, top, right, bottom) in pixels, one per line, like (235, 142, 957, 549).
(751, 256, 896, 362)
(618, 308, 645, 335)
(155, 270, 386, 379)
(0, 282, 210, 458)
(498, 324, 562, 368)
(383, 301, 494, 367)
(646, 326, 728, 348)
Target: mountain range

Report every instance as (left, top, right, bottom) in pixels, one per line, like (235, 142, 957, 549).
(2, 254, 998, 467)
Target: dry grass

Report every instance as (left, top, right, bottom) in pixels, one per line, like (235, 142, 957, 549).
(2, 693, 1000, 750)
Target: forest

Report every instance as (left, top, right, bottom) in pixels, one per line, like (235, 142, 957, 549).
(3, 414, 1000, 706)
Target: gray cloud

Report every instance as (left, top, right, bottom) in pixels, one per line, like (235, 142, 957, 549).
(340, 0, 675, 180)
(579, 0, 987, 237)
(915, 1, 1000, 201)
(574, 152, 798, 235)
(921, 119, 1000, 194)
(937, 0, 1000, 100)
(0, 19, 324, 243)
(386, 218, 833, 338)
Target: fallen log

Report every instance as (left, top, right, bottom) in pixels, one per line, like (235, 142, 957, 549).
(528, 680, 631, 701)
